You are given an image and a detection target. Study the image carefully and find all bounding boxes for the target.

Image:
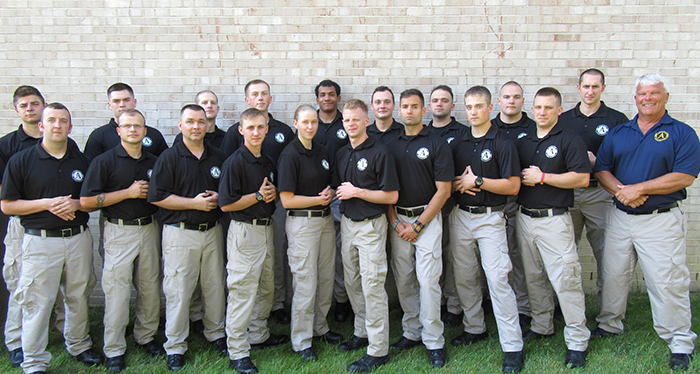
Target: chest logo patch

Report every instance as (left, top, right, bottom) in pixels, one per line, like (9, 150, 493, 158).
(71, 170, 84, 182)
(269, 171, 275, 183)
(322, 159, 330, 170)
(147, 169, 153, 179)
(481, 149, 493, 162)
(210, 166, 221, 179)
(416, 147, 430, 160)
(654, 131, 669, 142)
(447, 137, 455, 144)
(595, 124, 609, 136)
(142, 136, 153, 147)
(518, 132, 528, 139)
(275, 132, 285, 143)
(337, 129, 347, 139)
(357, 158, 368, 171)
(545, 145, 558, 158)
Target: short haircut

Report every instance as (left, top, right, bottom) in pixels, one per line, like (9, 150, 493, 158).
(579, 68, 606, 86)
(118, 108, 145, 123)
(195, 90, 218, 103)
(13, 85, 45, 107)
(535, 87, 562, 107)
(464, 86, 492, 103)
(500, 81, 523, 94)
(294, 104, 317, 121)
(400, 88, 425, 107)
(244, 79, 270, 96)
(371, 86, 394, 103)
(314, 79, 341, 98)
(430, 85, 454, 101)
(240, 107, 266, 124)
(634, 73, 670, 95)
(42, 102, 71, 123)
(107, 82, 134, 98)
(180, 104, 205, 117)
(342, 99, 368, 116)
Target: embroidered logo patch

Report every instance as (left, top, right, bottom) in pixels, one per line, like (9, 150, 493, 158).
(518, 132, 528, 139)
(322, 159, 330, 170)
(337, 129, 347, 139)
(147, 169, 153, 179)
(142, 136, 153, 147)
(545, 145, 558, 158)
(210, 166, 221, 179)
(654, 131, 669, 142)
(595, 124, 609, 136)
(481, 149, 493, 162)
(357, 158, 368, 171)
(416, 147, 430, 160)
(447, 137, 455, 144)
(275, 133, 285, 143)
(71, 170, 84, 182)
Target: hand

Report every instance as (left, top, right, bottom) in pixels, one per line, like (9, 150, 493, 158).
(127, 180, 149, 199)
(521, 165, 544, 187)
(587, 151, 597, 168)
(48, 195, 78, 221)
(193, 190, 219, 211)
(319, 186, 335, 206)
(395, 221, 418, 243)
(336, 182, 360, 200)
(258, 177, 276, 203)
(457, 166, 480, 195)
(615, 184, 648, 208)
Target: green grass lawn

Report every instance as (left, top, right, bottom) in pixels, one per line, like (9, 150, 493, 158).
(1, 292, 698, 373)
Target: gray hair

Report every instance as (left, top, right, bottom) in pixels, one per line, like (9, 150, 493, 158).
(634, 74, 670, 95)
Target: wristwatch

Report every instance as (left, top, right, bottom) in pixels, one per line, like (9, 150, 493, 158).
(255, 191, 264, 202)
(474, 176, 484, 188)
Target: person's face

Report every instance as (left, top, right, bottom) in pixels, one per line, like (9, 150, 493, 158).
(178, 109, 207, 142)
(497, 84, 525, 117)
(464, 94, 493, 128)
(108, 90, 137, 120)
(239, 114, 268, 148)
(316, 86, 340, 113)
(293, 110, 319, 143)
(342, 108, 369, 140)
(39, 107, 72, 143)
(244, 83, 272, 113)
(577, 73, 606, 106)
(532, 95, 563, 129)
(197, 92, 220, 120)
(399, 95, 426, 127)
(371, 91, 395, 121)
(429, 89, 454, 118)
(635, 82, 669, 119)
(14, 95, 45, 125)
(116, 114, 147, 145)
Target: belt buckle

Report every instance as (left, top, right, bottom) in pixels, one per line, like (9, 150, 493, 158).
(61, 228, 73, 239)
(197, 223, 209, 231)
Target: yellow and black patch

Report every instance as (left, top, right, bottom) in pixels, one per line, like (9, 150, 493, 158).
(654, 131, 669, 142)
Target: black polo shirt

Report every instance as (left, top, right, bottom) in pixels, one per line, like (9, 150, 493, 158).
(0, 125, 80, 180)
(452, 125, 520, 207)
(333, 136, 400, 221)
(561, 101, 628, 155)
(278, 138, 332, 211)
(84, 118, 169, 163)
(221, 114, 294, 162)
(386, 126, 454, 207)
(147, 141, 224, 224)
(516, 123, 591, 209)
(1, 143, 89, 230)
(314, 110, 348, 170)
(367, 119, 403, 144)
(219, 146, 277, 221)
(491, 112, 536, 143)
(427, 117, 468, 145)
(80, 144, 159, 220)
(173, 126, 226, 150)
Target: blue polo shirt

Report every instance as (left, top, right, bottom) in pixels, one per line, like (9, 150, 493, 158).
(595, 111, 700, 213)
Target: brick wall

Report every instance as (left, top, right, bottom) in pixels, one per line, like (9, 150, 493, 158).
(2, 1, 699, 303)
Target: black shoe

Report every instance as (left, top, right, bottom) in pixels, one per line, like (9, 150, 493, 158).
(428, 348, 447, 368)
(272, 308, 291, 324)
(74, 349, 104, 367)
(230, 356, 258, 374)
(167, 354, 185, 371)
(297, 347, 318, 361)
(8, 347, 22, 367)
(443, 312, 462, 327)
(503, 351, 524, 373)
(522, 329, 554, 342)
(339, 335, 369, 352)
(590, 327, 619, 339)
(335, 301, 353, 322)
(137, 340, 165, 357)
(390, 336, 423, 350)
(348, 354, 390, 373)
(250, 334, 288, 350)
(213, 337, 228, 356)
(518, 314, 532, 331)
(314, 331, 344, 345)
(564, 349, 587, 368)
(670, 353, 691, 371)
(190, 319, 204, 334)
(105, 355, 126, 372)
(451, 331, 488, 347)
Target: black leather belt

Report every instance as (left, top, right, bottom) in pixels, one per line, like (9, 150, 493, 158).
(238, 218, 272, 226)
(459, 205, 505, 214)
(395, 206, 425, 218)
(107, 216, 153, 226)
(617, 202, 678, 215)
(587, 180, 599, 188)
(288, 208, 331, 218)
(167, 221, 218, 231)
(349, 213, 383, 222)
(25, 225, 87, 238)
(519, 206, 568, 218)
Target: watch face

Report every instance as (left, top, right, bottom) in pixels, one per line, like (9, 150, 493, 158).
(475, 177, 484, 187)
(256, 192, 264, 201)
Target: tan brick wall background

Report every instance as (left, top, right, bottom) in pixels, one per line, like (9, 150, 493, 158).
(1, 1, 699, 304)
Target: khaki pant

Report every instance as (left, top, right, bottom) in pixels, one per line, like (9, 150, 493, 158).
(102, 220, 161, 358)
(3, 216, 23, 351)
(516, 210, 590, 351)
(225, 221, 275, 360)
(331, 198, 348, 303)
(162, 224, 226, 355)
(597, 206, 696, 354)
(504, 198, 530, 316)
(286, 214, 335, 351)
(272, 200, 290, 310)
(390, 209, 445, 349)
(439, 201, 460, 315)
(341, 215, 389, 357)
(19, 229, 95, 374)
(449, 208, 523, 352)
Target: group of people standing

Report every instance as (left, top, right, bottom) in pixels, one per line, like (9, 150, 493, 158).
(0, 70, 697, 374)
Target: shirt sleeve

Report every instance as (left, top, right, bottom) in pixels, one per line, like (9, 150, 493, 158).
(80, 155, 110, 197)
(0, 155, 25, 201)
(564, 134, 593, 174)
(221, 124, 242, 159)
(218, 157, 243, 206)
(593, 131, 615, 173)
(375, 150, 400, 192)
(432, 141, 455, 182)
(498, 137, 522, 178)
(147, 154, 175, 203)
(672, 125, 700, 177)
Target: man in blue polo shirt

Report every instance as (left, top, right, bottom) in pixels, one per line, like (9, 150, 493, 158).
(591, 74, 700, 371)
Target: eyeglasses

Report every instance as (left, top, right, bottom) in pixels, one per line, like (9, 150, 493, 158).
(120, 124, 145, 129)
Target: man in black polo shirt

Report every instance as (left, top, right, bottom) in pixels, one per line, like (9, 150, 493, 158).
(1, 103, 103, 374)
(427, 85, 467, 144)
(561, 69, 628, 307)
(450, 86, 524, 373)
(367, 86, 402, 144)
(334, 99, 399, 373)
(220, 108, 288, 374)
(515, 88, 591, 368)
(80, 109, 163, 372)
(147, 104, 227, 371)
(173, 90, 227, 150)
